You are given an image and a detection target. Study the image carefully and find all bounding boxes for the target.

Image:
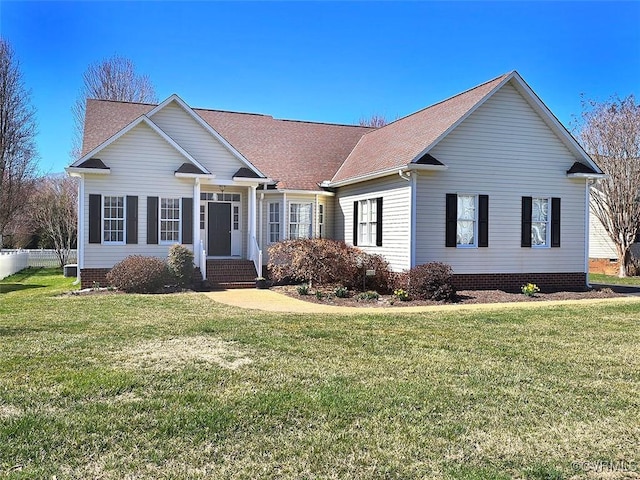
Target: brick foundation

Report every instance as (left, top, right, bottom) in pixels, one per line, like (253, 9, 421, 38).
(451, 272, 588, 293)
(588, 258, 619, 276)
(80, 268, 111, 289)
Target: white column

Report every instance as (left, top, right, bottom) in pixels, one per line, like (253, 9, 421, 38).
(282, 192, 287, 240)
(249, 185, 257, 248)
(193, 179, 201, 265)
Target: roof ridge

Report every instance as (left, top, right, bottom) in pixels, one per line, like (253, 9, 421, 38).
(87, 98, 158, 107)
(368, 71, 513, 133)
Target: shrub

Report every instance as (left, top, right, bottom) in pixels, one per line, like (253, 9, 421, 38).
(267, 238, 393, 292)
(167, 244, 194, 287)
(407, 262, 455, 301)
(269, 238, 359, 287)
(315, 290, 325, 300)
(521, 283, 540, 297)
(297, 284, 310, 295)
(334, 285, 349, 298)
(393, 288, 410, 301)
(357, 290, 380, 301)
(352, 253, 393, 294)
(106, 255, 169, 293)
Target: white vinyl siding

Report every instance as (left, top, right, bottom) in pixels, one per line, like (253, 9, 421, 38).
(589, 208, 618, 259)
(415, 83, 587, 274)
(335, 175, 411, 271)
(149, 102, 248, 179)
(83, 122, 194, 268)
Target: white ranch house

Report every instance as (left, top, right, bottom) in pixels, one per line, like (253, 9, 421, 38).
(68, 71, 604, 290)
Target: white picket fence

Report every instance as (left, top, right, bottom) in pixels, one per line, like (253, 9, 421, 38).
(0, 251, 29, 280)
(0, 249, 78, 268)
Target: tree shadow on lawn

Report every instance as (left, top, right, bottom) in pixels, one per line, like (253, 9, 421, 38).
(0, 283, 46, 294)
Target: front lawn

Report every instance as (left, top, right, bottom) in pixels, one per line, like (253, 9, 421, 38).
(590, 272, 640, 286)
(1, 268, 639, 479)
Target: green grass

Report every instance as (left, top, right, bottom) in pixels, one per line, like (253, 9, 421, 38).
(1, 268, 639, 479)
(589, 272, 640, 286)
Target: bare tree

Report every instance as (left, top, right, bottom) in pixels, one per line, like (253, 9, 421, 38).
(29, 175, 78, 267)
(71, 54, 157, 158)
(0, 38, 37, 246)
(579, 95, 640, 277)
(358, 114, 388, 128)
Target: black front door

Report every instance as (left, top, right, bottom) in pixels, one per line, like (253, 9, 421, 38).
(208, 203, 231, 256)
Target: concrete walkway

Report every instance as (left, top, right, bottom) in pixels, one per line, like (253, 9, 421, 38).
(204, 288, 640, 314)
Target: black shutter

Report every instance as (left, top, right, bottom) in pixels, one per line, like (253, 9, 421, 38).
(376, 197, 383, 247)
(353, 201, 359, 246)
(182, 197, 193, 244)
(126, 196, 138, 244)
(521, 196, 532, 248)
(147, 196, 158, 244)
(478, 195, 489, 247)
(551, 197, 561, 248)
(445, 194, 457, 247)
(89, 194, 102, 244)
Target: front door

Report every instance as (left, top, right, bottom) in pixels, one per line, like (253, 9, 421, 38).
(208, 202, 231, 256)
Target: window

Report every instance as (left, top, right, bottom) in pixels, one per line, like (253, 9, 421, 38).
(358, 199, 378, 246)
(103, 196, 125, 243)
(531, 198, 549, 247)
(233, 205, 239, 231)
(268, 202, 280, 243)
(522, 196, 560, 248)
(446, 194, 488, 248)
(318, 204, 324, 238)
(160, 197, 181, 243)
(289, 203, 312, 239)
(200, 192, 240, 202)
(200, 205, 205, 230)
(456, 195, 476, 246)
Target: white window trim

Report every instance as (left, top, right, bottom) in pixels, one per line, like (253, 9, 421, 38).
(358, 198, 378, 247)
(268, 201, 281, 244)
(289, 202, 313, 239)
(532, 197, 551, 249)
(159, 197, 181, 245)
(102, 195, 126, 245)
(456, 194, 478, 249)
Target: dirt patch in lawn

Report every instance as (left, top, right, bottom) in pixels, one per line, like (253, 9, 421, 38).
(115, 336, 252, 371)
(272, 285, 624, 308)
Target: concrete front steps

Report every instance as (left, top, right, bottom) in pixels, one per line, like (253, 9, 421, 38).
(205, 259, 257, 289)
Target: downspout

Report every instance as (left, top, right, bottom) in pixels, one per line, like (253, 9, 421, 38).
(585, 179, 595, 288)
(75, 174, 85, 285)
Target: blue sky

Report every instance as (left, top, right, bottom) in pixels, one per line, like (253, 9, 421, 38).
(2, 1, 639, 174)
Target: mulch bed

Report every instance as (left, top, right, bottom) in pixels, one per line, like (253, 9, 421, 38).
(272, 284, 624, 308)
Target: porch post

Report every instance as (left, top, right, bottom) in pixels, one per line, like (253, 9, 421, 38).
(248, 185, 257, 244)
(193, 179, 201, 267)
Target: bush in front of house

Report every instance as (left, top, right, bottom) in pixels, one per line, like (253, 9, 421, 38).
(407, 262, 456, 301)
(267, 238, 393, 292)
(268, 238, 359, 287)
(106, 255, 169, 293)
(352, 253, 393, 294)
(167, 244, 194, 287)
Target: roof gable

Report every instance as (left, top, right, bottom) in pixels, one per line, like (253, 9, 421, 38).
(71, 115, 209, 174)
(330, 71, 602, 185)
(147, 95, 267, 179)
